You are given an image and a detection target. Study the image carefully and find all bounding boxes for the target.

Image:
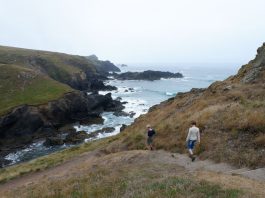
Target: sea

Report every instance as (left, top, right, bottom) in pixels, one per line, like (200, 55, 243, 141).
(3, 63, 240, 166)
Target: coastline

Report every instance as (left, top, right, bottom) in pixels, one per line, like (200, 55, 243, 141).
(1, 65, 236, 167)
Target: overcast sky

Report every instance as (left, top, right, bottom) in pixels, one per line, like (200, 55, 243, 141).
(0, 0, 265, 65)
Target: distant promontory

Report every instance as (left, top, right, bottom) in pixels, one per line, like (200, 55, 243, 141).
(112, 70, 183, 81)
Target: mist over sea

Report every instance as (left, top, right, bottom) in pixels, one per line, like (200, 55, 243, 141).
(4, 63, 240, 166)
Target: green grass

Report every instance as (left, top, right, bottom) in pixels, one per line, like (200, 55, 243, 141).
(0, 64, 73, 115)
(0, 45, 98, 87)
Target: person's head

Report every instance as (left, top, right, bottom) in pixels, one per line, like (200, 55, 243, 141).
(191, 121, 196, 126)
(146, 124, 151, 129)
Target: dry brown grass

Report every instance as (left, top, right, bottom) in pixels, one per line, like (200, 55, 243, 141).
(254, 134, 265, 147)
(108, 82, 265, 168)
(1, 151, 251, 198)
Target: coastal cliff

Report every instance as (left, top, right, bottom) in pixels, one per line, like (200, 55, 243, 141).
(0, 46, 122, 162)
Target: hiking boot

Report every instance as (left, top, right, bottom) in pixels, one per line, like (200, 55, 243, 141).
(192, 156, 196, 162)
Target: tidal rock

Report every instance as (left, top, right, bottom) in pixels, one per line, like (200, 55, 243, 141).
(114, 111, 130, 117)
(64, 131, 89, 144)
(129, 111, 136, 118)
(90, 79, 117, 91)
(79, 116, 104, 125)
(44, 137, 64, 147)
(120, 124, 127, 132)
(94, 127, 115, 134)
(0, 158, 12, 168)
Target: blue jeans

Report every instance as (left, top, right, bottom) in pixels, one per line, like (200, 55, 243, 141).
(187, 140, 196, 149)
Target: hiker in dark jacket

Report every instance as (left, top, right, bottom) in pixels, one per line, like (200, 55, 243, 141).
(146, 124, 156, 150)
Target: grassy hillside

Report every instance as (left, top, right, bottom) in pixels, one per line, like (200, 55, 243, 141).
(103, 44, 265, 168)
(0, 45, 114, 116)
(0, 64, 73, 115)
(0, 45, 99, 85)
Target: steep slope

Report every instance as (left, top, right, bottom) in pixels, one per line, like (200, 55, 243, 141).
(105, 43, 265, 168)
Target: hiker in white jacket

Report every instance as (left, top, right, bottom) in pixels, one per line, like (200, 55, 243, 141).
(186, 121, 200, 161)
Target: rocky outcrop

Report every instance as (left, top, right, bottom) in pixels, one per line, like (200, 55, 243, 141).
(120, 124, 127, 132)
(86, 55, 121, 72)
(43, 137, 64, 146)
(85, 127, 116, 139)
(112, 70, 183, 81)
(0, 91, 124, 156)
(232, 43, 265, 83)
(64, 131, 89, 144)
(90, 79, 117, 91)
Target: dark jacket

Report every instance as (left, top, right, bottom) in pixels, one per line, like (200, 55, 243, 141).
(147, 129, 156, 137)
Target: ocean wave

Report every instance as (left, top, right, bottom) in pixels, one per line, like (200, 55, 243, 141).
(166, 92, 175, 96)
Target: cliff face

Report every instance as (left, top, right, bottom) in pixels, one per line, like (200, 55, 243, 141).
(0, 46, 123, 161)
(232, 43, 265, 83)
(109, 43, 265, 168)
(0, 92, 123, 158)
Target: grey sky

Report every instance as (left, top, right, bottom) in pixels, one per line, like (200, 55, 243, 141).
(0, 0, 265, 65)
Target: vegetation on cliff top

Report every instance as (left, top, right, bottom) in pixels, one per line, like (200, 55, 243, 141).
(0, 45, 119, 116)
(0, 64, 73, 115)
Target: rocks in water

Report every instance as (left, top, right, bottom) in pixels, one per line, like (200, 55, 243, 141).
(43, 126, 117, 147)
(0, 158, 12, 168)
(64, 131, 89, 144)
(113, 111, 135, 118)
(79, 116, 104, 125)
(113, 70, 183, 81)
(44, 137, 64, 146)
(86, 127, 116, 139)
(120, 124, 127, 132)
(129, 111, 136, 118)
(90, 79, 117, 91)
(114, 111, 130, 117)
(116, 97, 122, 101)
(0, 91, 124, 153)
(94, 127, 115, 134)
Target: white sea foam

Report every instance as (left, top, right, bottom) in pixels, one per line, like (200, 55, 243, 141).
(4, 141, 45, 165)
(166, 92, 174, 96)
